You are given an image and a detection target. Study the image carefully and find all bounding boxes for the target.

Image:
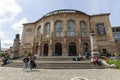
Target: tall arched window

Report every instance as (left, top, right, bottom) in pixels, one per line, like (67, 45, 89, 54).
(67, 20, 75, 36)
(36, 25, 41, 37)
(45, 23, 50, 38)
(80, 21, 87, 37)
(55, 21, 62, 37)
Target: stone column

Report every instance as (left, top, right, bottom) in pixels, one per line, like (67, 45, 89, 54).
(90, 33, 100, 57)
(37, 42, 41, 57)
(78, 38, 82, 56)
(62, 38, 67, 56)
(48, 40, 52, 56)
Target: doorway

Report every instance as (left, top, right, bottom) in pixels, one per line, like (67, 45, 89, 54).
(69, 42, 77, 56)
(43, 44, 49, 56)
(55, 42, 62, 56)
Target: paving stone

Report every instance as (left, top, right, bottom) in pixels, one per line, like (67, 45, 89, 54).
(0, 67, 119, 80)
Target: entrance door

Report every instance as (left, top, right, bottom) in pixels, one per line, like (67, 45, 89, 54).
(83, 42, 89, 55)
(43, 44, 49, 56)
(69, 42, 76, 56)
(35, 45, 38, 54)
(55, 42, 62, 56)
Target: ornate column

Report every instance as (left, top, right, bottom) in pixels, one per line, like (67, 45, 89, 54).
(37, 41, 41, 57)
(48, 40, 52, 56)
(62, 14, 67, 56)
(63, 38, 67, 56)
(78, 38, 83, 56)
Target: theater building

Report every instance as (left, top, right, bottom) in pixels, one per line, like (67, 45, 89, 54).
(20, 9, 118, 56)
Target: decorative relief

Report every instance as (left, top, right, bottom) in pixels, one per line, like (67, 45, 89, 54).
(96, 23, 106, 35)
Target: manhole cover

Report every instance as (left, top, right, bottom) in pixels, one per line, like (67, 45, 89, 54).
(71, 77, 88, 80)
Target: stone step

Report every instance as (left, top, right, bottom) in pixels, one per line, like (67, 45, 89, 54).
(3, 60, 106, 69)
(35, 56, 90, 61)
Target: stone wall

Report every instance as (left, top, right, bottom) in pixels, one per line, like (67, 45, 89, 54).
(20, 10, 118, 56)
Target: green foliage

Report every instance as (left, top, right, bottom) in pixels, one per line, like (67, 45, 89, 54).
(0, 52, 4, 57)
(107, 59, 120, 69)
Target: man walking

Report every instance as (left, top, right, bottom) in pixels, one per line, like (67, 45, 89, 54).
(23, 56, 29, 72)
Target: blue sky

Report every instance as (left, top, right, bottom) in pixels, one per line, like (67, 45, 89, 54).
(0, 0, 120, 48)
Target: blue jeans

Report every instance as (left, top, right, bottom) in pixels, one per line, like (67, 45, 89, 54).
(23, 62, 28, 71)
(30, 62, 33, 71)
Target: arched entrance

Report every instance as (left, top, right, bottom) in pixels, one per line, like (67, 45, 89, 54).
(55, 42, 62, 56)
(43, 44, 49, 56)
(83, 42, 89, 55)
(35, 45, 38, 54)
(69, 42, 76, 56)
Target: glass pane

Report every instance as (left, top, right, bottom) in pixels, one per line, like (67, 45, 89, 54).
(45, 23, 50, 32)
(80, 31, 87, 37)
(56, 32, 62, 37)
(80, 22, 86, 30)
(45, 23, 50, 38)
(67, 32, 75, 36)
(56, 21, 62, 31)
(67, 21, 74, 30)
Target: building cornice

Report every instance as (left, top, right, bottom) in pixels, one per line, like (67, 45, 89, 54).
(90, 13, 110, 17)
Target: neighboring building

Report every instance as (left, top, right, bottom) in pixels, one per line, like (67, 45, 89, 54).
(20, 9, 118, 56)
(112, 26, 120, 51)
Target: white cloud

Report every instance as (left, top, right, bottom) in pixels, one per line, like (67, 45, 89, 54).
(12, 17, 28, 39)
(0, 0, 22, 27)
(12, 17, 28, 31)
(0, 31, 5, 39)
(2, 40, 13, 47)
(0, 31, 13, 48)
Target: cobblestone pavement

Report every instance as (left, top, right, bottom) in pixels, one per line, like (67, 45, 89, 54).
(0, 67, 120, 80)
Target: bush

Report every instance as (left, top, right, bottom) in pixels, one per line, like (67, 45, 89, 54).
(107, 59, 120, 69)
(0, 52, 4, 57)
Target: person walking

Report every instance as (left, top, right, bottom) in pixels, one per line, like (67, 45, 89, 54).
(23, 56, 29, 72)
(29, 54, 36, 71)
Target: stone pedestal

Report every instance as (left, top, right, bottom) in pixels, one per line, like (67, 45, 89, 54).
(10, 52, 19, 59)
(91, 52, 100, 57)
(90, 33, 100, 57)
(10, 34, 20, 59)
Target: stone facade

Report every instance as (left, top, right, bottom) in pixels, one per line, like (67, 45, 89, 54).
(20, 9, 118, 56)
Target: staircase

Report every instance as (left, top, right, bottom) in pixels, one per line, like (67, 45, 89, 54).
(4, 56, 106, 69)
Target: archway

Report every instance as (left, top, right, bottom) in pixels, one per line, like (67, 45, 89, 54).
(55, 42, 62, 56)
(43, 44, 49, 56)
(83, 42, 89, 55)
(69, 42, 76, 56)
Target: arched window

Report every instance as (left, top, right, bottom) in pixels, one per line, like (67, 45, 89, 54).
(80, 21, 87, 37)
(55, 21, 62, 37)
(67, 20, 75, 36)
(45, 23, 50, 38)
(36, 26, 41, 37)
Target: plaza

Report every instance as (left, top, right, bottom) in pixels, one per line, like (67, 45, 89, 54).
(0, 67, 120, 80)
